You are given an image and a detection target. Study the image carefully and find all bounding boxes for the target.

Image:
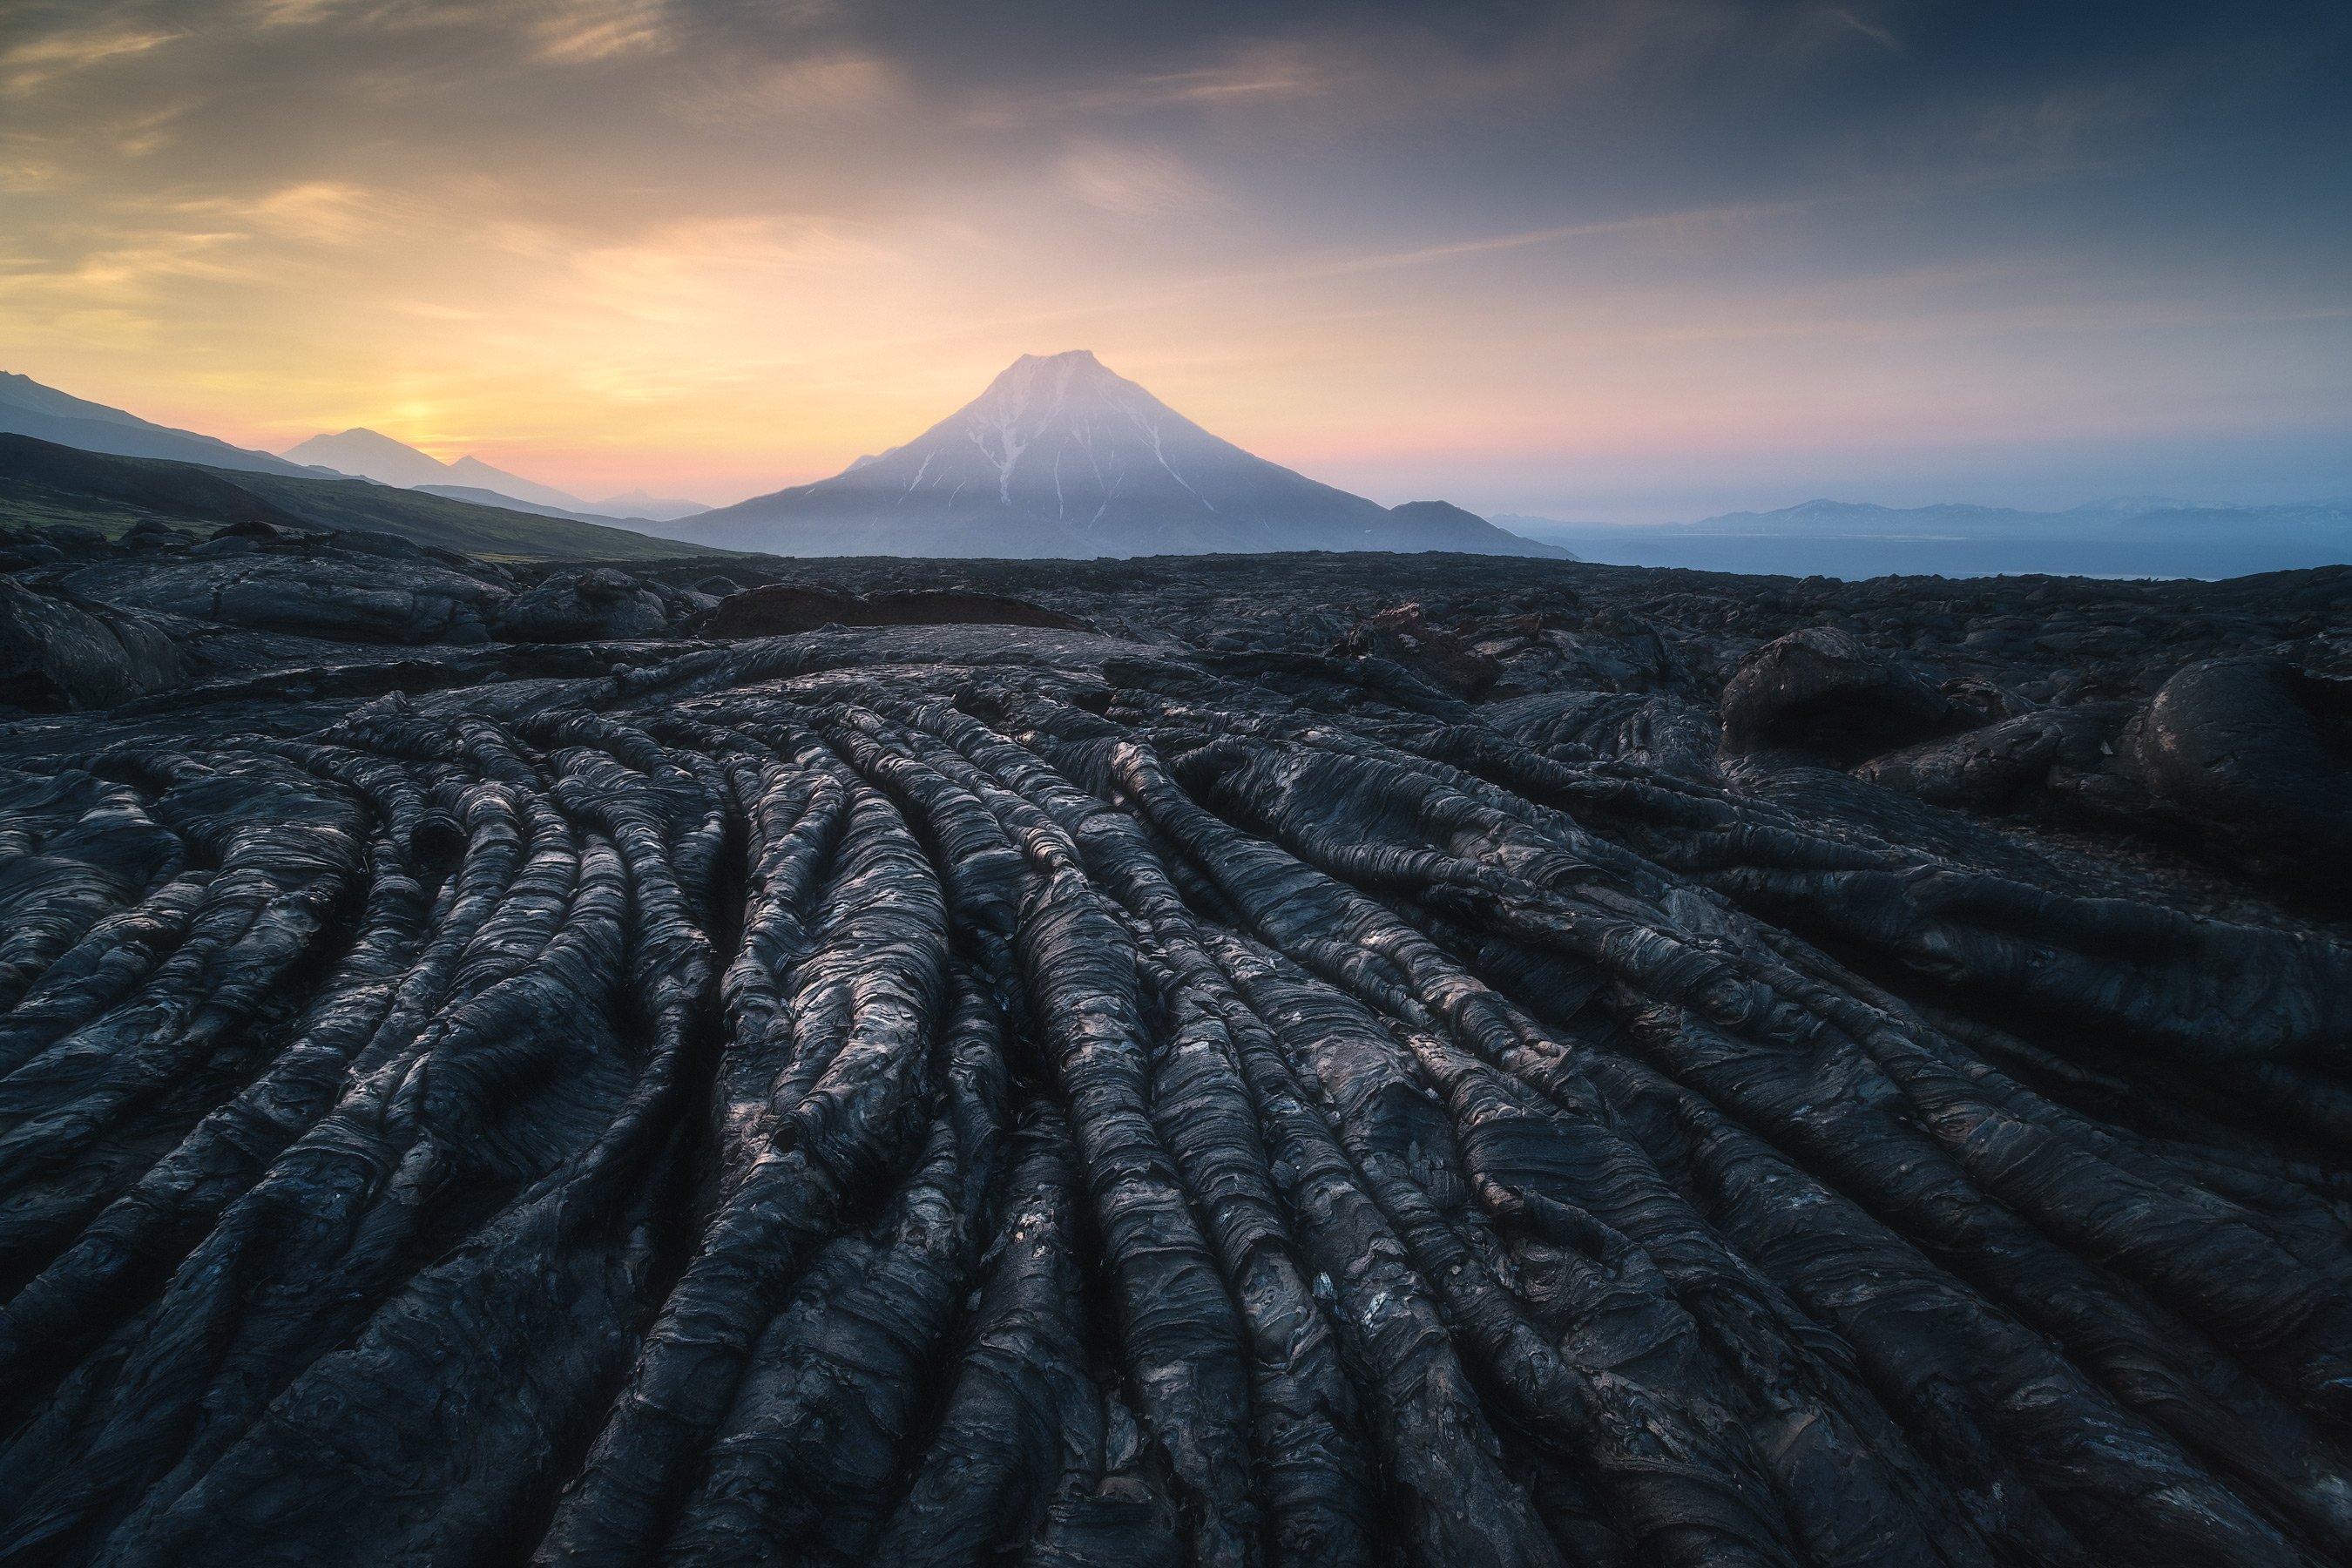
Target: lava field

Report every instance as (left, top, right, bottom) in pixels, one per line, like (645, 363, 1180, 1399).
(0, 532, 2349, 1568)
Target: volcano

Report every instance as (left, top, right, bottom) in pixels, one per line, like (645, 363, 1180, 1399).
(678, 350, 1565, 558)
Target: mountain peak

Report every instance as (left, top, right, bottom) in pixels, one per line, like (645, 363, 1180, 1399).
(328, 427, 438, 457)
(972, 349, 1136, 418)
(684, 352, 1562, 560)
(2065, 495, 2191, 519)
(283, 428, 592, 513)
(284, 428, 453, 488)
(1012, 348, 1101, 368)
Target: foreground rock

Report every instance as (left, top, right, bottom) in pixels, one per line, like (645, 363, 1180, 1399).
(1719, 624, 1985, 763)
(495, 566, 668, 642)
(0, 580, 179, 709)
(2121, 657, 2352, 888)
(0, 551, 2345, 1567)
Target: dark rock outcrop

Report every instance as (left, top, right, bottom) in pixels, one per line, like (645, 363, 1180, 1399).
(54, 553, 509, 645)
(1332, 602, 1502, 698)
(1853, 701, 2126, 808)
(0, 579, 179, 709)
(495, 567, 668, 642)
(2126, 657, 2352, 886)
(1720, 625, 1978, 764)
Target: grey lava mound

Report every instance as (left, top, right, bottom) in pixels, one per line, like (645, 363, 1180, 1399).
(0, 527, 2348, 1568)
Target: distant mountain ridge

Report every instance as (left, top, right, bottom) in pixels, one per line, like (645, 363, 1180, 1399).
(1496, 497, 2352, 579)
(280, 429, 710, 523)
(0, 375, 651, 520)
(409, 484, 657, 528)
(0, 374, 338, 480)
(1501, 495, 2352, 533)
(592, 489, 712, 524)
(680, 350, 1565, 559)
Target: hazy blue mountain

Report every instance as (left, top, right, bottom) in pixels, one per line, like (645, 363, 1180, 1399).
(282, 429, 712, 523)
(281, 427, 450, 487)
(411, 483, 700, 534)
(443, 455, 595, 512)
(0, 373, 339, 480)
(1497, 499, 2352, 579)
(1387, 500, 1576, 558)
(591, 489, 712, 523)
(1689, 499, 2057, 537)
(409, 483, 638, 524)
(680, 350, 1565, 558)
(283, 429, 599, 517)
(2062, 496, 2190, 519)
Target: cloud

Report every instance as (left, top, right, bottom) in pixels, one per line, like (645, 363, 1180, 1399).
(676, 50, 901, 125)
(1056, 144, 1220, 220)
(1819, 6, 1902, 52)
(0, 223, 255, 320)
(1003, 53, 1338, 120)
(1269, 199, 1807, 280)
(247, 0, 353, 25)
(529, 0, 671, 62)
(3, 22, 181, 91)
(237, 180, 390, 243)
(0, 145, 63, 192)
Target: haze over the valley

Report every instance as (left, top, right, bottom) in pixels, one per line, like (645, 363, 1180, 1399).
(2, 0, 2345, 532)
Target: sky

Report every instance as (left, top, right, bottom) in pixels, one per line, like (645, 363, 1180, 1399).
(2, 0, 2347, 518)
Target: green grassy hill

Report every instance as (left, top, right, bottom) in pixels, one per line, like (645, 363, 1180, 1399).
(0, 434, 727, 561)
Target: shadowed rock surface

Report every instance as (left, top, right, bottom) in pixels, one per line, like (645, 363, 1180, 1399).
(0, 541, 2348, 1567)
(496, 568, 670, 644)
(0, 434, 714, 562)
(0, 583, 179, 711)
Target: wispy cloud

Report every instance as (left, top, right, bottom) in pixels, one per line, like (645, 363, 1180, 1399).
(0, 226, 253, 305)
(0, 145, 63, 193)
(1031, 55, 1336, 118)
(1808, 5, 1903, 56)
(529, 0, 670, 63)
(1233, 199, 1815, 288)
(247, 0, 351, 26)
(1057, 143, 1219, 220)
(238, 181, 392, 244)
(3, 23, 180, 91)
(677, 51, 900, 125)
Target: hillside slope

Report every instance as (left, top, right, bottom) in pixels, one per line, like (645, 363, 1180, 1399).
(0, 436, 722, 559)
(0, 373, 335, 479)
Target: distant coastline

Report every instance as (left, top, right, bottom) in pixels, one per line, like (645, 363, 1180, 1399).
(1496, 500, 2352, 580)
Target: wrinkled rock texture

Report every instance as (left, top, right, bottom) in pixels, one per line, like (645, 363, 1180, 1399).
(0, 582, 179, 711)
(495, 567, 670, 643)
(0, 537, 2349, 1567)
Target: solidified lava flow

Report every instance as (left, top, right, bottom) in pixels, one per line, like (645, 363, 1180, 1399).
(0, 551, 2350, 1568)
